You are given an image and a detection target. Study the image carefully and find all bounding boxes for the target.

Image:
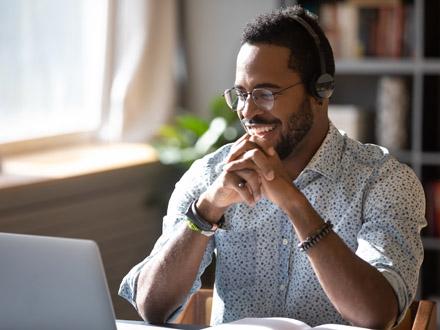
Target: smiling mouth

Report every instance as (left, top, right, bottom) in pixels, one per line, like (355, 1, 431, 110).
(246, 124, 276, 136)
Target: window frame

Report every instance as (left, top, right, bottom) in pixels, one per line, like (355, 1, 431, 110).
(0, 0, 112, 157)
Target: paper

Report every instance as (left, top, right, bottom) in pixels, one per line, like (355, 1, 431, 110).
(207, 317, 372, 330)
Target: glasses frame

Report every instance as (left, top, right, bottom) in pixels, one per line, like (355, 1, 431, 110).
(223, 81, 303, 112)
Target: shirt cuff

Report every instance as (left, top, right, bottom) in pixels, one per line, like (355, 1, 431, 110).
(379, 268, 409, 324)
(118, 264, 143, 311)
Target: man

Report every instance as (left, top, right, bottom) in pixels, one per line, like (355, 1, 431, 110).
(119, 6, 425, 329)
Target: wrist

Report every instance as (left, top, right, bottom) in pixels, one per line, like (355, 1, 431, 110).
(277, 181, 307, 214)
(185, 199, 225, 237)
(196, 194, 227, 225)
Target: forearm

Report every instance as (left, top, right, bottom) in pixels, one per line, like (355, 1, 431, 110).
(135, 223, 211, 323)
(307, 233, 398, 329)
(284, 190, 397, 329)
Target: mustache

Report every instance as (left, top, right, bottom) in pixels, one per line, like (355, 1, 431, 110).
(240, 117, 280, 126)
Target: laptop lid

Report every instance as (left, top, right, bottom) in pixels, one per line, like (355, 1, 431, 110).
(0, 232, 117, 330)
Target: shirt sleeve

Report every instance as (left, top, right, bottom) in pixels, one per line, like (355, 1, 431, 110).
(118, 150, 225, 319)
(356, 157, 426, 322)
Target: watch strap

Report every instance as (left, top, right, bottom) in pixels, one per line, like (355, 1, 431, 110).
(185, 199, 224, 235)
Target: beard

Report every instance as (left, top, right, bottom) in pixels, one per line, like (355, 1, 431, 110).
(275, 97, 314, 160)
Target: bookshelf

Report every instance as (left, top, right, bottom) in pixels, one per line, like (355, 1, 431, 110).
(292, 0, 440, 308)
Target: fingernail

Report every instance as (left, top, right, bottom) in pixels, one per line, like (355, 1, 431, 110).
(267, 170, 275, 180)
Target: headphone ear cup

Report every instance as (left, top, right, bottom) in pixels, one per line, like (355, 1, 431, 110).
(314, 73, 335, 99)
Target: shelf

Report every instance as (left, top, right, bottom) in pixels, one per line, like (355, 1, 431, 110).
(336, 58, 440, 75)
(421, 59, 440, 74)
(420, 153, 440, 165)
(385, 151, 440, 166)
(423, 237, 440, 251)
(390, 150, 413, 164)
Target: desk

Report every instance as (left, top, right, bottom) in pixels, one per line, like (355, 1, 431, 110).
(116, 320, 206, 330)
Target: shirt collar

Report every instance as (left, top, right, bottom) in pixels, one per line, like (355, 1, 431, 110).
(300, 121, 345, 181)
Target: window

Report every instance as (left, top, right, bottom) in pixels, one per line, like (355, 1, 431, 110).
(0, 0, 108, 144)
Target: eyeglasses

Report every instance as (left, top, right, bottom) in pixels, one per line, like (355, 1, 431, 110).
(223, 81, 303, 112)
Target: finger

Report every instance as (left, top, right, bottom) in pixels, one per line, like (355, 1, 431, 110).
(235, 132, 250, 144)
(244, 148, 275, 181)
(248, 135, 277, 156)
(225, 149, 275, 181)
(235, 169, 262, 202)
(227, 139, 262, 163)
(226, 138, 252, 163)
(226, 170, 261, 205)
(232, 177, 256, 206)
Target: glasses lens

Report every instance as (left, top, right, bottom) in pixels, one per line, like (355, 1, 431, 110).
(224, 89, 240, 111)
(252, 89, 274, 111)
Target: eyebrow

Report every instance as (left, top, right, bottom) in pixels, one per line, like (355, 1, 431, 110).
(234, 82, 282, 90)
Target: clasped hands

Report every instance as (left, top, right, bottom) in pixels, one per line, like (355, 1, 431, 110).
(202, 133, 295, 213)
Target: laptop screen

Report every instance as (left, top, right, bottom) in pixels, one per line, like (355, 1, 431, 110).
(0, 233, 117, 330)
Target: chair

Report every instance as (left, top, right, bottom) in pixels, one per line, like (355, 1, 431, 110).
(395, 300, 437, 330)
(174, 288, 213, 326)
(175, 289, 437, 330)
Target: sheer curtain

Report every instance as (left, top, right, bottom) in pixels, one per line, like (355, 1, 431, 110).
(100, 0, 177, 143)
(0, 0, 176, 148)
(0, 0, 107, 144)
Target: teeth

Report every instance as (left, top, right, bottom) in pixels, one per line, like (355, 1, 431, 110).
(247, 125, 275, 135)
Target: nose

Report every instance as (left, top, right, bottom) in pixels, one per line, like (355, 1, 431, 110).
(240, 94, 264, 119)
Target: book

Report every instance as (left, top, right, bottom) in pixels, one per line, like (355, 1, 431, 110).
(318, 1, 413, 59)
(328, 104, 370, 143)
(375, 76, 409, 150)
(206, 317, 372, 330)
(336, 3, 361, 59)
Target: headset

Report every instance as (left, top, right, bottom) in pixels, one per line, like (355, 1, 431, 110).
(292, 14, 335, 99)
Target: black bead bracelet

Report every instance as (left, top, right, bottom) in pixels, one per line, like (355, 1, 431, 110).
(298, 221, 333, 252)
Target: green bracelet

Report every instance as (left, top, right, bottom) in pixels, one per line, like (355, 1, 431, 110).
(186, 219, 218, 237)
(186, 220, 202, 233)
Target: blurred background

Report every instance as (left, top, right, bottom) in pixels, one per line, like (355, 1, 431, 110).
(0, 0, 439, 324)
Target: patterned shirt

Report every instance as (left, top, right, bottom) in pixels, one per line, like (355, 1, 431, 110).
(119, 122, 426, 326)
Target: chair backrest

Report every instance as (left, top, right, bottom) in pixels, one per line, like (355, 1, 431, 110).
(405, 300, 437, 330)
(174, 288, 213, 326)
(175, 290, 437, 330)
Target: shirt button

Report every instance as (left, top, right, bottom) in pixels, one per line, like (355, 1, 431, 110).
(282, 239, 288, 245)
(279, 284, 285, 291)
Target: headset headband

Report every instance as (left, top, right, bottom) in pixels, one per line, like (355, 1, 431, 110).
(292, 14, 334, 99)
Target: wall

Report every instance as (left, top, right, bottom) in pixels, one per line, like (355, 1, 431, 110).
(183, 0, 278, 115)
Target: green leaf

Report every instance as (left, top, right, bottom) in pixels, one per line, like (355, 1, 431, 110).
(176, 115, 209, 137)
(152, 96, 242, 167)
(195, 117, 227, 154)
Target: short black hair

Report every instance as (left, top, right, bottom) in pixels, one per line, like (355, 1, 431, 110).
(241, 5, 335, 97)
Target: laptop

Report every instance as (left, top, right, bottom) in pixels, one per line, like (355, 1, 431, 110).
(0, 232, 118, 330)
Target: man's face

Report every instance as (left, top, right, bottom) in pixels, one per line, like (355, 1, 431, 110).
(234, 43, 315, 160)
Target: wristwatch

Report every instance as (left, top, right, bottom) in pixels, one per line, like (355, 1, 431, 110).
(185, 199, 224, 237)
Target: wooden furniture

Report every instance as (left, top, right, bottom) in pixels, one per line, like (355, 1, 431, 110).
(396, 300, 437, 330)
(0, 145, 183, 320)
(174, 289, 213, 326)
(175, 289, 437, 330)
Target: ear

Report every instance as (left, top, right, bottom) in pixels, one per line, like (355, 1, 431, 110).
(308, 95, 327, 111)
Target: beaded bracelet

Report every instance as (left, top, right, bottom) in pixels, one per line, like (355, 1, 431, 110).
(298, 221, 333, 252)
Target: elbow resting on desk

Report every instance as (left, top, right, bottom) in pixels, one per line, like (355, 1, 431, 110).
(339, 294, 398, 330)
(136, 288, 177, 324)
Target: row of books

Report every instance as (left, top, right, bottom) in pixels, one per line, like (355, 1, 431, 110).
(425, 181, 440, 238)
(319, 0, 414, 59)
(329, 76, 409, 150)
